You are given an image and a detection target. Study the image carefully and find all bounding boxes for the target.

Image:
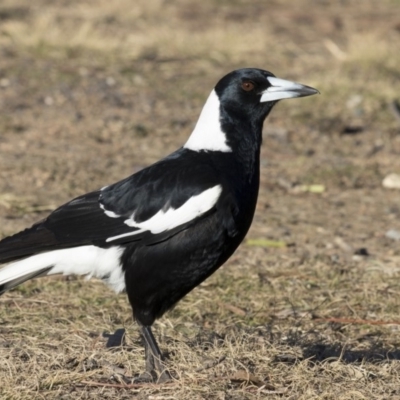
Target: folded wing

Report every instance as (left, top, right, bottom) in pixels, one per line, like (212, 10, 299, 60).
(0, 150, 222, 264)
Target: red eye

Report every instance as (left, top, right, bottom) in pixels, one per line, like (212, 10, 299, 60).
(241, 81, 255, 91)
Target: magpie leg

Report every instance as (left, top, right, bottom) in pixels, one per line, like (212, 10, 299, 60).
(136, 324, 172, 383)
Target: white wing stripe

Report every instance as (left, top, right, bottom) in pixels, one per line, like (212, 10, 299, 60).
(106, 185, 222, 242)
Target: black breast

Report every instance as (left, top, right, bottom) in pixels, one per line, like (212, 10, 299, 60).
(122, 151, 260, 326)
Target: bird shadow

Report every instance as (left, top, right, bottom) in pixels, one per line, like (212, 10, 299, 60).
(102, 326, 400, 366)
(103, 328, 126, 348)
(299, 341, 400, 364)
(275, 329, 400, 364)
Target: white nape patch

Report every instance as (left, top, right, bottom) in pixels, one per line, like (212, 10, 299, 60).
(0, 246, 126, 293)
(261, 77, 307, 102)
(184, 90, 232, 153)
(100, 203, 120, 218)
(107, 185, 222, 242)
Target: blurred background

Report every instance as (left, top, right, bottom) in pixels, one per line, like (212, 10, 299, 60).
(1, 1, 400, 398)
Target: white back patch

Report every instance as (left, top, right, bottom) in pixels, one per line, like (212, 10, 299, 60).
(107, 185, 222, 242)
(184, 90, 232, 152)
(0, 246, 126, 293)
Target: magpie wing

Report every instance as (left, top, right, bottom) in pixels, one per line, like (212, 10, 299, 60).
(0, 150, 223, 263)
(47, 152, 221, 243)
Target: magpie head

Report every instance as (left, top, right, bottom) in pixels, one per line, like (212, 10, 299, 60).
(184, 68, 318, 153)
(215, 68, 319, 123)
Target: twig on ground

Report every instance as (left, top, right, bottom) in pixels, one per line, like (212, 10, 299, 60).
(314, 317, 400, 325)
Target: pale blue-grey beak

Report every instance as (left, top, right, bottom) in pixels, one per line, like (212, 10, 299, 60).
(260, 77, 319, 102)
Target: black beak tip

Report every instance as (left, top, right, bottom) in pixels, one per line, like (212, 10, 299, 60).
(303, 85, 320, 97)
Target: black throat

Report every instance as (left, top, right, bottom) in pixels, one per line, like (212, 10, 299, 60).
(219, 103, 272, 183)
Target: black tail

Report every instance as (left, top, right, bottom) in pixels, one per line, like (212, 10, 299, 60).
(0, 222, 60, 264)
(0, 266, 52, 295)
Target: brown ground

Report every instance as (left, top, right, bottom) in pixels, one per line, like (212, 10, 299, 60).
(1, 0, 400, 398)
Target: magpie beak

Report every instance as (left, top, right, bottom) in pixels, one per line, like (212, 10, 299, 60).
(260, 77, 319, 103)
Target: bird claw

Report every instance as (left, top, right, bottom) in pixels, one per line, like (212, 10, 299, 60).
(133, 369, 172, 384)
(132, 371, 155, 383)
(155, 369, 173, 383)
(145, 354, 173, 383)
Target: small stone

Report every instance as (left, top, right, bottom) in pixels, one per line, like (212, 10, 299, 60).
(106, 77, 116, 86)
(0, 78, 10, 87)
(334, 237, 353, 253)
(78, 67, 89, 77)
(385, 229, 400, 241)
(44, 96, 54, 106)
(383, 173, 400, 189)
(346, 94, 363, 109)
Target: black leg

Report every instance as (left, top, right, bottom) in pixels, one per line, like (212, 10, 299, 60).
(138, 324, 172, 383)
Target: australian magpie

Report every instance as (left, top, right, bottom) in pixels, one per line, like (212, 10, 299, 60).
(0, 68, 318, 382)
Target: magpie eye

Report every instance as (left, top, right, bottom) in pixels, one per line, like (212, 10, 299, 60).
(241, 81, 255, 92)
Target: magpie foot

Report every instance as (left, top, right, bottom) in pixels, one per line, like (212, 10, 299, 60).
(133, 368, 172, 384)
(155, 368, 172, 383)
(132, 371, 155, 383)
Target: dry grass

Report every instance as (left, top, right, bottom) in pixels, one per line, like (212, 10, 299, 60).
(1, 0, 400, 398)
